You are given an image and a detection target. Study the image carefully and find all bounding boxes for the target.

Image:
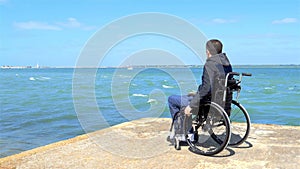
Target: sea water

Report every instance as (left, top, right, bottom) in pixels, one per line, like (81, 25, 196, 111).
(1, 67, 299, 157)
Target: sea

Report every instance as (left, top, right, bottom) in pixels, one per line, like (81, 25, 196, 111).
(1, 67, 299, 158)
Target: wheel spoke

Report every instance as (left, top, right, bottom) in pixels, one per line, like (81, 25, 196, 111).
(229, 100, 251, 146)
(183, 102, 231, 156)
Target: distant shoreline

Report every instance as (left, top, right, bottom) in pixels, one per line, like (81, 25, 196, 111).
(1, 64, 300, 69)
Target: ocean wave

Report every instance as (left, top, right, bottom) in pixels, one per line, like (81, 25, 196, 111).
(118, 75, 131, 78)
(132, 94, 148, 97)
(162, 85, 174, 88)
(264, 87, 273, 90)
(147, 99, 157, 103)
(29, 77, 35, 81)
(39, 76, 51, 80)
(29, 76, 51, 81)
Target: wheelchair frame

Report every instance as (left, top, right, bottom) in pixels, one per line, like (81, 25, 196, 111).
(169, 72, 252, 156)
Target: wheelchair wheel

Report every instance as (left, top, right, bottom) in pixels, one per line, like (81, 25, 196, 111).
(228, 100, 251, 146)
(183, 102, 231, 156)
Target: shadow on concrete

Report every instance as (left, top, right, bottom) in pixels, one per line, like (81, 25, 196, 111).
(231, 141, 253, 149)
(168, 140, 236, 157)
(212, 147, 235, 157)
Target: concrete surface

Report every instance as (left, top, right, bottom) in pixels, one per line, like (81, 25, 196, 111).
(0, 118, 299, 169)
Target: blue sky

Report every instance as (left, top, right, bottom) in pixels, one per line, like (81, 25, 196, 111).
(1, 0, 300, 67)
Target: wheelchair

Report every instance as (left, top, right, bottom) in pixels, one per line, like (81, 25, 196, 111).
(168, 72, 252, 156)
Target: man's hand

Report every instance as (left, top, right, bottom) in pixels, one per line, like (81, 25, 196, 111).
(184, 105, 192, 116)
(187, 91, 196, 97)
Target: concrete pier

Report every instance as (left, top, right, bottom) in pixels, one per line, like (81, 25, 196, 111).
(1, 118, 299, 169)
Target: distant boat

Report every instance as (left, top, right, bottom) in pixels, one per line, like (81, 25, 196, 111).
(127, 66, 133, 70)
(36, 63, 40, 69)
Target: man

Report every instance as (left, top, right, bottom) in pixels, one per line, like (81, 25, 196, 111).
(168, 39, 232, 119)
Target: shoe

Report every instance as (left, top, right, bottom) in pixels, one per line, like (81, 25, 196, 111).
(167, 135, 171, 142)
(188, 134, 194, 142)
(188, 133, 199, 144)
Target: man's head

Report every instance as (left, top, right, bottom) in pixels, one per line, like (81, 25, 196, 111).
(206, 39, 223, 57)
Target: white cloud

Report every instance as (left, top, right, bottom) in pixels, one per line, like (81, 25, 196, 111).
(14, 21, 62, 30)
(0, 0, 8, 5)
(57, 18, 81, 28)
(272, 18, 298, 24)
(57, 17, 97, 30)
(212, 18, 237, 24)
(14, 18, 96, 31)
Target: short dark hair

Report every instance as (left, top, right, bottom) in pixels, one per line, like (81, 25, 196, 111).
(206, 39, 223, 55)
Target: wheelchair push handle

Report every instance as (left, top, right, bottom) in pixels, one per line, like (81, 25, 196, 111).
(242, 73, 252, 77)
(223, 71, 252, 102)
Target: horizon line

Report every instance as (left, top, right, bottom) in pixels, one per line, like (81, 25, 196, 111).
(1, 64, 300, 69)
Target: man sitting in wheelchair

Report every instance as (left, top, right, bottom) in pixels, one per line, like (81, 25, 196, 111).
(167, 39, 233, 143)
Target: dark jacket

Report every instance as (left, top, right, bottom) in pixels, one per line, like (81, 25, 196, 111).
(189, 53, 232, 114)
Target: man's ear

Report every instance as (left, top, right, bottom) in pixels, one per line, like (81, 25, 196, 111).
(206, 49, 211, 57)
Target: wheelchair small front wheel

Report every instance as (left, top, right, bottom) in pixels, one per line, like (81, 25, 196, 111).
(174, 138, 181, 150)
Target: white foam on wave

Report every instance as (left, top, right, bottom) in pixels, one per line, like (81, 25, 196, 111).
(29, 76, 51, 81)
(264, 87, 273, 90)
(119, 75, 131, 78)
(132, 94, 148, 97)
(162, 85, 174, 88)
(29, 77, 35, 81)
(147, 99, 157, 103)
(40, 76, 51, 80)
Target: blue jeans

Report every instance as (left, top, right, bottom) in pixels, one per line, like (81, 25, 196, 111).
(168, 95, 193, 119)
